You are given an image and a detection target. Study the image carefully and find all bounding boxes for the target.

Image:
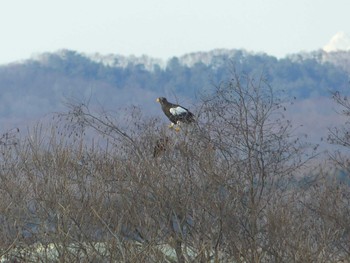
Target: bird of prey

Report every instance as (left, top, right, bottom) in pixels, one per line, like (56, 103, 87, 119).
(156, 97, 195, 131)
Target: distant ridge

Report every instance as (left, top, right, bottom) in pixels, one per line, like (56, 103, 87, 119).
(287, 50, 350, 73)
(23, 48, 350, 74)
(0, 47, 348, 129)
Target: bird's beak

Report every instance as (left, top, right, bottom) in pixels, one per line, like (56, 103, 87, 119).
(156, 98, 160, 102)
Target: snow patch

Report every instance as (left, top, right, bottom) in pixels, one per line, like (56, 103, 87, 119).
(323, 31, 350, 52)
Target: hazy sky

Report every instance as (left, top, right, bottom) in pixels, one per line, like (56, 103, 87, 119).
(1, 0, 349, 65)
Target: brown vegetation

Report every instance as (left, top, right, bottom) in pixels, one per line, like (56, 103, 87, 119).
(0, 72, 349, 262)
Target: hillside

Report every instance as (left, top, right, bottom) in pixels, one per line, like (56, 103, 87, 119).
(0, 49, 349, 133)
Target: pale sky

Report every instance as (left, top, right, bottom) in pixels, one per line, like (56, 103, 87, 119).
(0, 0, 350, 65)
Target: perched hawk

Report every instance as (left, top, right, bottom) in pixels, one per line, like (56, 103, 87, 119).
(156, 97, 195, 130)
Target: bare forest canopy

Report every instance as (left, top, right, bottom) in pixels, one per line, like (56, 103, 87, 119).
(0, 48, 349, 126)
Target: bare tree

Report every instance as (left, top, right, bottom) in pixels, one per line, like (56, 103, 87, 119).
(328, 90, 350, 171)
(3, 70, 344, 262)
(195, 70, 316, 262)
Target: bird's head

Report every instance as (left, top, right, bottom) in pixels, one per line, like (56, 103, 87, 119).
(156, 97, 167, 104)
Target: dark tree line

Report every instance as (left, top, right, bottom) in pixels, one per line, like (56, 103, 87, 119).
(0, 49, 349, 122)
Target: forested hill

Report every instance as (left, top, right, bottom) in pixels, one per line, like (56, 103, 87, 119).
(0, 49, 349, 125)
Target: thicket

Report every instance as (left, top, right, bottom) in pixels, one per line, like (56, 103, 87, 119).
(0, 71, 349, 262)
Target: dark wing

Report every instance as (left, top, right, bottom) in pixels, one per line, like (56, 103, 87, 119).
(169, 106, 194, 123)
